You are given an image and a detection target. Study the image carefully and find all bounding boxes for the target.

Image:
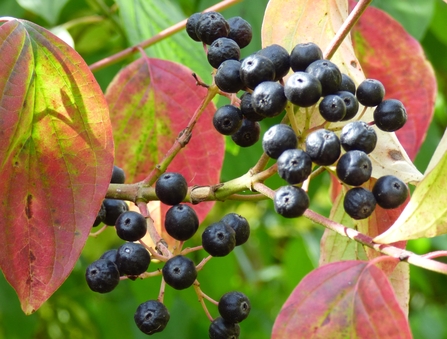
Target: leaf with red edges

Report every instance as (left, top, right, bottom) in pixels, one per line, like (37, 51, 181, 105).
(105, 57, 224, 248)
(0, 19, 114, 314)
(350, 1, 437, 160)
(272, 261, 412, 339)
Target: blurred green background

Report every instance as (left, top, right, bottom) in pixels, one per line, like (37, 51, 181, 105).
(0, 0, 446, 338)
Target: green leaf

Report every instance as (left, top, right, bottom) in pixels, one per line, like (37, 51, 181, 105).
(16, 0, 70, 25)
(375, 128, 447, 243)
(114, 0, 211, 83)
(0, 19, 114, 313)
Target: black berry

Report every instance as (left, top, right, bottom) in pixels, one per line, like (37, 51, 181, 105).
(336, 150, 372, 186)
(340, 121, 377, 154)
(336, 91, 359, 121)
(227, 16, 252, 48)
(274, 185, 309, 218)
(102, 199, 129, 226)
(220, 213, 250, 246)
(134, 300, 170, 335)
(240, 54, 275, 89)
(213, 105, 243, 135)
(155, 172, 188, 206)
(231, 119, 261, 147)
(93, 202, 106, 227)
(344, 187, 376, 220)
(240, 92, 264, 121)
(215, 59, 244, 93)
(356, 79, 385, 107)
(373, 99, 407, 132)
(202, 222, 236, 257)
(209, 317, 240, 339)
(305, 129, 341, 166)
(372, 175, 408, 209)
(165, 204, 199, 241)
(257, 44, 290, 81)
(111, 165, 126, 184)
(277, 148, 312, 184)
(319, 94, 346, 122)
(162, 255, 197, 290)
(116, 242, 151, 276)
(262, 124, 297, 159)
(284, 71, 322, 107)
(195, 12, 229, 45)
(115, 211, 147, 242)
(305, 59, 342, 96)
(340, 73, 356, 95)
(207, 37, 240, 69)
(186, 13, 202, 42)
(290, 42, 323, 72)
(218, 291, 251, 323)
(100, 249, 118, 264)
(251, 81, 287, 118)
(85, 259, 120, 293)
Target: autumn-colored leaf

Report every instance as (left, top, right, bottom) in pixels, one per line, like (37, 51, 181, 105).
(272, 261, 412, 339)
(351, 1, 437, 160)
(262, 0, 423, 185)
(105, 57, 224, 248)
(0, 19, 114, 314)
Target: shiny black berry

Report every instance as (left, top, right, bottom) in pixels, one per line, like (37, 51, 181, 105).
(251, 81, 287, 118)
(240, 54, 275, 89)
(305, 129, 341, 166)
(372, 175, 408, 209)
(231, 119, 261, 147)
(116, 242, 151, 276)
(202, 222, 236, 257)
(115, 211, 147, 241)
(221, 213, 250, 246)
(100, 249, 118, 264)
(155, 172, 188, 206)
(339, 73, 356, 95)
(111, 165, 126, 184)
(284, 71, 322, 107)
(207, 37, 241, 69)
(85, 259, 120, 293)
(262, 124, 297, 159)
(102, 199, 129, 226)
(356, 79, 385, 107)
(213, 105, 243, 135)
(319, 94, 346, 122)
(162, 255, 197, 290)
(336, 150, 372, 186)
(373, 99, 407, 132)
(277, 148, 312, 184)
(340, 121, 377, 154)
(165, 204, 199, 241)
(134, 300, 170, 335)
(344, 187, 376, 220)
(227, 16, 252, 48)
(274, 185, 309, 218)
(209, 317, 240, 339)
(215, 60, 244, 93)
(240, 92, 264, 121)
(186, 13, 202, 42)
(336, 91, 359, 121)
(305, 59, 342, 96)
(218, 291, 251, 323)
(290, 42, 323, 72)
(93, 202, 106, 227)
(257, 44, 290, 81)
(196, 12, 229, 45)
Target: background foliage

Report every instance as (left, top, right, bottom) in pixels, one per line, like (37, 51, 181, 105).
(0, 0, 446, 338)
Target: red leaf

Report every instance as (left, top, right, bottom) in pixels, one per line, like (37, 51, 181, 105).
(105, 57, 224, 247)
(272, 261, 412, 339)
(351, 1, 436, 160)
(0, 19, 114, 313)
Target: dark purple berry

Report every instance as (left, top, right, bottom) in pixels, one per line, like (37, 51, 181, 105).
(115, 211, 147, 241)
(284, 71, 322, 107)
(319, 94, 346, 122)
(207, 37, 241, 69)
(85, 259, 120, 293)
(93, 202, 106, 227)
(305, 59, 342, 96)
(231, 119, 261, 147)
(116, 242, 151, 276)
(227, 16, 252, 48)
(186, 13, 202, 42)
(344, 187, 376, 220)
(290, 42, 323, 72)
(209, 317, 240, 339)
(356, 79, 385, 107)
(251, 81, 287, 118)
(340, 121, 377, 154)
(221, 213, 250, 246)
(196, 12, 229, 45)
(111, 165, 126, 184)
(336, 91, 359, 121)
(274, 185, 309, 218)
(262, 124, 297, 159)
(372, 175, 408, 209)
(257, 44, 290, 81)
(134, 300, 170, 335)
(240, 54, 275, 89)
(340, 73, 356, 95)
(240, 92, 264, 121)
(213, 105, 243, 135)
(305, 129, 341, 166)
(215, 59, 244, 93)
(162, 255, 197, 290)
(165, 204, 199, 241)
(336, 150, 372, 186)
(277, 148, 312, 184)
(218, 291, 251, 323)
(202, 222, 236, 257)
(155, 172, 188, 206)
(102, 199, 129, 226)
(373, 99, 407, 132)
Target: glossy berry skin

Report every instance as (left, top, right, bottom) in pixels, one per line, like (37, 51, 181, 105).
(221, 213, 250, 246)
(155, 172, 188, 206)
(336, 91, 359, 121)
(85, 259, 120, 293)
(93, 202, 106, 227)
(186, 13, 202, 42)
(213, 105, 243, 135)
(231, 119, 260, 147)
(277, 149, 312, 184)
(274, 185, 309, 218)
(336, 150, 372, 186)
(115, 211, 147, 242)
(356, 79, 385, 107)
(100, 249, 118, 264)
(240, 54, 276, 89)
(305, 129, 341, 166)
(319, 94, 346, 122)
(305, 59, 342, 96)
(162, 255, 197, 290)
(195, 11, 229, 45)
(215, 60, 244, 93)
(257, 44, 290, 81)
(116, 242, 151, 276)
(284, 71, 322, 107)
(251, 81, 287, 118)
(202, 221, 236, 257)
(134, 300, 170, 335)
(165, 204, 199, 241)
(262, 124, 297, 159)
(102, 199, 129, 226)
(290, 42, 323, 72)
(344, 187, 376, 220)
(207, 37, 241, 69)
(340, 73, 356, 95)
(340, 121, 377, 154)
(372, 175, 408, 209)
(240, 92, 264, 121)
(111, 165, 126, 184)
(209, 317, 240, 339)
(373, 99, 407, 132)
(227, 16, 252, 48)
(218, 291, 251, 323)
